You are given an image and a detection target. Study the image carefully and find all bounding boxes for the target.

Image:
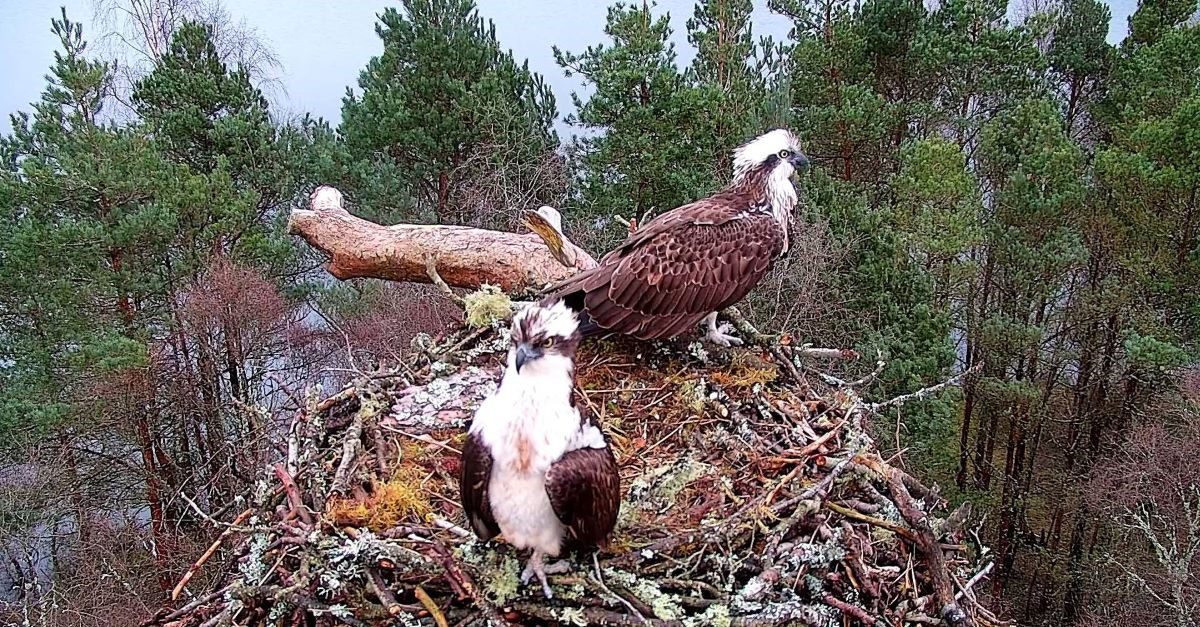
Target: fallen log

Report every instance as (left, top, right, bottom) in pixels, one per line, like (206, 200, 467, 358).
(288, 186, 596, 294)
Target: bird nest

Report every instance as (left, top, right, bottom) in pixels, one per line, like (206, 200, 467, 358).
(142, 315, 1004, 627)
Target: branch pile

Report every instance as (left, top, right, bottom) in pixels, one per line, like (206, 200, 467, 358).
(143, 314, 1005, 627)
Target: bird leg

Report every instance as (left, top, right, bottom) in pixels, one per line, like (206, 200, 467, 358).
(520, 551, 571, 599)
(702, 311, 743, 347)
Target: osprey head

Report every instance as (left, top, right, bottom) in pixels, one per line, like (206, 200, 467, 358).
(509, 300, 581, 374)
(731, 129, 806, 253)
(731, 128, 808, 182)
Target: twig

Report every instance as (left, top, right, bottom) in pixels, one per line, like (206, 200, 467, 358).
(795, 345, 859, 361)
(272, 464, 313, 525)
(369, 418, 389, 477)
(822, 593, 879, 625)
(778, 422, 842, 459)
(144, 584, 234, 625)
(724, 306, 809, 393)
(593, 553, 648, 624)
(415, 585, 450, 627)
(381, 425, 462, 455)
(171, 508, 254, 600)
(331, 412, 365, 495)
(847, 359, 887, 387)
(955, 562, 994, 601)
(179, 493, 247, 530)
(797, 454, 855, 501)
(435, 324, 493, 359)
(869, 363, 983, 412)
(433, 516, 473, 539)
(887, 466, 973, 627)
(425, 254, 465, 305)
(367, 567, 405, 617)
(824, 501, 917, 542)
(286, 410, 303, 477)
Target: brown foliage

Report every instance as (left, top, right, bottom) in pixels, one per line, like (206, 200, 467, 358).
(739, 217, 849, 343)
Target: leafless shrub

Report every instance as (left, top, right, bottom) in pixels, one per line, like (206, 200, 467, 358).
(740, 217, 851, 343)
(447, 145, 570, 230)
(90, 0, 284, 111)
(1084, 397, 1200, 627)
(324, 283, 462, 373)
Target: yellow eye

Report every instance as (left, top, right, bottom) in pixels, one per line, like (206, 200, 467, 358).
(544, 338, 555, 348)
(778, 149, 792, 159)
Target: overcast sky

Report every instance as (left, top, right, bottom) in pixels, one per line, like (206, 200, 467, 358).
(1, 0, 1139, 138)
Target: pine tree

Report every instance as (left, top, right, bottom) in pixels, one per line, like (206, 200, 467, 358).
(131, 20, 295, 273)
(0, 10, 233, 590)
(341, 0, 559, 225)
(1128, 0, 1199, 46)
(917, 0, 1043, 145)
(555, 2, 723, 248)
(685, 0, 767, 175)
(1047, 0, 1113, 138)
(973, 97, 1089, 584)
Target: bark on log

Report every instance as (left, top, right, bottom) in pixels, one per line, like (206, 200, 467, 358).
(289, 186, 596, 294)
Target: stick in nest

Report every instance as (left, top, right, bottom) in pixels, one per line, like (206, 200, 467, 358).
(331, 412, 365, 495)
(869, 363, 982, 412)
(171, 508, 254, 600)
(886, 466, 974, 627)
(272, 464, 313, 525)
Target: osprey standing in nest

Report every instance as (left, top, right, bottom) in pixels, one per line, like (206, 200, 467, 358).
(546, 129, 808, 346)
(458, 301, 620, 598)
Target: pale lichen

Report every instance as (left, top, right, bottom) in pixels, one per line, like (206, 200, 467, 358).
(463, 285, 513, 328)
(238, 533, 270, 583)
(482, 555, 522, 604)
(684, 603, 732, 627)
(603, 568, 685, 620)
(453, 541, 522, 604)
(555, 607, 589, 626)
(626, 457, 714, 514)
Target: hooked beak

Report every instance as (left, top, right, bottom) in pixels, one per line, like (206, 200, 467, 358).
(789, 151, 810, 172)
(514, 344, 541, 372)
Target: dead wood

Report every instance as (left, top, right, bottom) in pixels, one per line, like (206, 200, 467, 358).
(288, 186, 595, 294)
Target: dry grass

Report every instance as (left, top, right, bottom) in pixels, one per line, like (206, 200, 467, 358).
(326, 473, 434, 531)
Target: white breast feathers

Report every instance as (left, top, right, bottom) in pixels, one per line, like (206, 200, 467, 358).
(469, 364, 606, 555)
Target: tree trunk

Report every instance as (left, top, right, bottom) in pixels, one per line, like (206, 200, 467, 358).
(289, 187, 594, 294)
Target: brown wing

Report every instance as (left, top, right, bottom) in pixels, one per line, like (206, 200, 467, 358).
(545, 438, 621, 550)
(458, 432, 500, 540)
(546, 192, 784, 340)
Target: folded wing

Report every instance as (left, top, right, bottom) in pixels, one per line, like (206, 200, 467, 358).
(544, 441, 620, 549)
(547, 195, 784, 340)
(459, 431, 500, 540)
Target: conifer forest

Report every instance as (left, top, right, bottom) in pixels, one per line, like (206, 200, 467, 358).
(2, 1, 1200, 626)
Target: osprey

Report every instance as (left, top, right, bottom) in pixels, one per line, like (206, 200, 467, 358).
(458, 300, 620, 598)
(546, 129, 808, 346)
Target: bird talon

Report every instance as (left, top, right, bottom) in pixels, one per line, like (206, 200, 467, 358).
(543, 560, 572, 575)
(704, 329, 744, 347)
(520, 552, 562, 598)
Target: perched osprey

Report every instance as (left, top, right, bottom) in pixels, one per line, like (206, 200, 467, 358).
(458, 300, 620, 598)
(546, 129, 808, 346)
